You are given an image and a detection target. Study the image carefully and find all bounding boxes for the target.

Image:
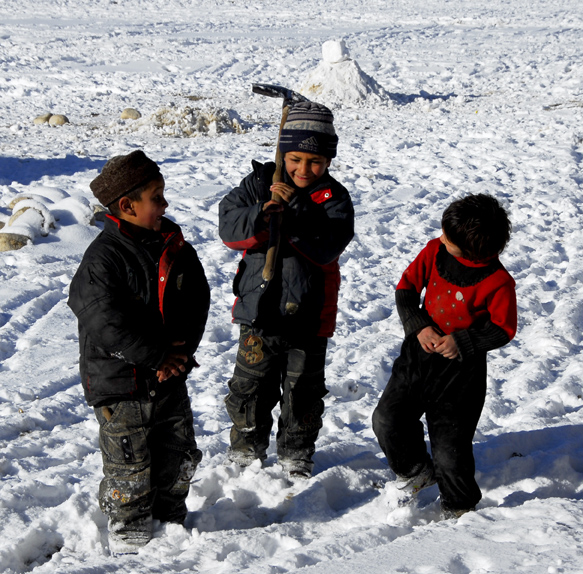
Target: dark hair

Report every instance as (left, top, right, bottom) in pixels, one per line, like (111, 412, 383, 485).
(441, 194, 511, 261)
(107, 176, 162, 217)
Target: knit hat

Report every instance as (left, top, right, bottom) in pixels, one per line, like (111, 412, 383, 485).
(90, 150, 161, 207)
(279, 101, 338, 158)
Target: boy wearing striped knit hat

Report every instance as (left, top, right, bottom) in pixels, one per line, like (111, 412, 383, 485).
(372, 194, 517, 519)
(219, 101, 354, 479)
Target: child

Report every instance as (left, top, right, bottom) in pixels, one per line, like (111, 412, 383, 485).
(372, 194, 517, 519)
(68, 150, 210, 554)
(218, 101, 354, 478)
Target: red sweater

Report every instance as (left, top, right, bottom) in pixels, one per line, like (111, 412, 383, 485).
(396, 238, 517, 357)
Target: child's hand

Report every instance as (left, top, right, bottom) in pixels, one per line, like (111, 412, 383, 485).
(433, 335, 459, 360)
(262, 199, 284, 223)
(156, 341, 189, 382)
(270, 182, 296, 203)
(417, 326, 442, 353)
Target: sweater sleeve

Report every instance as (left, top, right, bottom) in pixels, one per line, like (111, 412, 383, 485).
(451, 276, 517, 360)
(395, 289, 435, 338)
(395, 240, 438, 336)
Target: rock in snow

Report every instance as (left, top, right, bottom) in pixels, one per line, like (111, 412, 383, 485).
(120, 107, 142, 120)
(33, 112, 53, 125)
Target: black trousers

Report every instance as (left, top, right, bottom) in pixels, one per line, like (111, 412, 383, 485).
(225, 325, 328, 463)
(372, 336, 487, 511)
(94, 381, 201, 543)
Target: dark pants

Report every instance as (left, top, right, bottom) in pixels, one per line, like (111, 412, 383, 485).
(372, 336, 487, 511)
(94, 381, 201, 544)
(225, 325, 328, 464)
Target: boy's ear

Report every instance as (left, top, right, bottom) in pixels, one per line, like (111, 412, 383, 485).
(118, 196, 135, 216)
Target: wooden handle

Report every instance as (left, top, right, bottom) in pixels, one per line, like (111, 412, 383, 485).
(261, 105, 290, 282)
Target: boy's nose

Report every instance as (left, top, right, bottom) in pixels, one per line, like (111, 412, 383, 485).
(297, 162, 308, 174)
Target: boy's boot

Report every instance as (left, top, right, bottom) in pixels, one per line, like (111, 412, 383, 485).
(108, 513, 152, 556)
(226, 426, 269, 467)
(278, 446, 314, 480)
(395, 458, 436, 496)
(278, 457, 313, 480)
(440, 504, 475, 520)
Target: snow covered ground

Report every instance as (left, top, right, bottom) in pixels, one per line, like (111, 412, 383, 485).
(1, 0, 583, 572)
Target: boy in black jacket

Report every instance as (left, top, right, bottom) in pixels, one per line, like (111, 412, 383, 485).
(68, 150, 210, 555)
(219, 102, 354, 479)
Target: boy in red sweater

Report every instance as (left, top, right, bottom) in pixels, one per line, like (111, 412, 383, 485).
(372, 194, 517, 519)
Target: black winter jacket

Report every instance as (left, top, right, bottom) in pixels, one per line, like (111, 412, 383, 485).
(218, 161, 354, 337)
(68, 215, 210, 406)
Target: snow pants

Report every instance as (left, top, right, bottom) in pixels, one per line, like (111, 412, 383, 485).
(372, 335, 487, 511)
(225, 325, 328, 466)
(94, 381, 202, 546)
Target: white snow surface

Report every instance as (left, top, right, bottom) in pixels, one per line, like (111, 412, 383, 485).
(1, 0, 583, 572)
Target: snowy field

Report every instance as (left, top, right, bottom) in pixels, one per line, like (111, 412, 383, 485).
(1, 0, 583, 572)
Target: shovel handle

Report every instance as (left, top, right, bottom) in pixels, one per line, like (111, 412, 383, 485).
(261, 105, 290, 282)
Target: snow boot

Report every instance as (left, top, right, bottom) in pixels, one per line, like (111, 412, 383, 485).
(441, 505, 474, 520)
(279, 457, 313, 480)
(395, 459, 436, 496)
(226, 446, 266, 467)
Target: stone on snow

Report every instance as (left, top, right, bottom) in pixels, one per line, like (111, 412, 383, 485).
(48, 114, 69, 126)
(120, 108, 142, 120)
(33, 113, 53, 125)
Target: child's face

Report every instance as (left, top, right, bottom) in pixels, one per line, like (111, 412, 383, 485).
(284, 152, 331, 188)
(440, 231, 464, 258)
(125, 176, 167, 231)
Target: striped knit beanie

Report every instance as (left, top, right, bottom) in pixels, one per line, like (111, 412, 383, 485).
(279, 101, 338, 158)
(90, 150, 160, 207)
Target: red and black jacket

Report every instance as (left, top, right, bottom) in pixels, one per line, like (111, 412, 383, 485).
(218, 161, 354, 338)
(68, 215, 210, 406)
(396, 237, 517, 360)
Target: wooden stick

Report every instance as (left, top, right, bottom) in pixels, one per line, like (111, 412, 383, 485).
(261, 104, 290, 282)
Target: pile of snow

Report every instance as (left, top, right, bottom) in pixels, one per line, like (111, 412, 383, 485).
(300, 40, 387, 107)
(0, 186, 95, 251)
(119, 105, 244, 137)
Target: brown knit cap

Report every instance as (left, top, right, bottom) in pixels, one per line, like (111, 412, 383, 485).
(90, 150, 161, 207)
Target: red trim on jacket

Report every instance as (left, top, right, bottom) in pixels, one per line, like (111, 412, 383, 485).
(223, 229, 269, 251)
(310, 188, 333, 204)
(158, 231, 185, 321)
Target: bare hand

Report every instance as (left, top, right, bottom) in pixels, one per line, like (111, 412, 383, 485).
(417, 327, 459, 359)
(417, 326, 442, 354)
(156, 341, 189, 382)
(434, 335, 459, 359)
(270, 182, 296, 203)
(262, 199, 284, 223)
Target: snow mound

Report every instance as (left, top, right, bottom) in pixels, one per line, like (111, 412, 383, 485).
(122, 105, 244, 138)
(299, 40, 388, 107)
